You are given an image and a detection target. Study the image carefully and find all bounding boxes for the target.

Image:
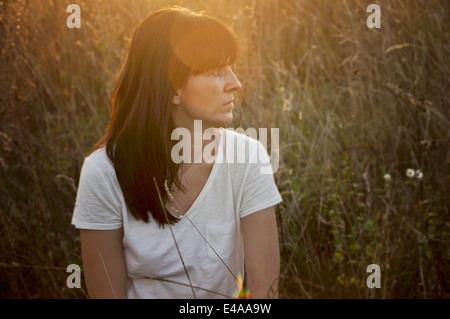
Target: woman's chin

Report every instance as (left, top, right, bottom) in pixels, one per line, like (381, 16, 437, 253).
(204, 113, 233, 128)
(219, 115, 233, 127)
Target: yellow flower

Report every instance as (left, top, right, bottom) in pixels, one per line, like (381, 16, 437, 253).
(233, 273, 250, 299)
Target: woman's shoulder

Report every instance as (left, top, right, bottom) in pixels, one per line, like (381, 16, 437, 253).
(221, 127, 264, 161)
(222, 127, 261, 149)
(82, 146, 116, 177)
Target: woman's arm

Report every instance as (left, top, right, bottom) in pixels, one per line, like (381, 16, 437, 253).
(241, 206, 280, 299)
(80, 228, 128, 299)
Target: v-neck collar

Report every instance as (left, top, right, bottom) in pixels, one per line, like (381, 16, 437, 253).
(176, 127, 224, 219)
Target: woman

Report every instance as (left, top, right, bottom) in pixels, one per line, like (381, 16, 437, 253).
(72, 6, 282, 299)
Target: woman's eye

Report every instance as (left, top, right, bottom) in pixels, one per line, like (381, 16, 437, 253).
(213, 69, 224, 77)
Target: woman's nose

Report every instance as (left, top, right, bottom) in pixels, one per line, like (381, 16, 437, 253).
(225, 69, 242, 93)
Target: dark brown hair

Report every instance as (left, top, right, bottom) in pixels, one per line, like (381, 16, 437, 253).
(89, 6, 240, 226)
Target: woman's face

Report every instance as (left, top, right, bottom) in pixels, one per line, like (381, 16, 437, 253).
(172, 66, 242, 130)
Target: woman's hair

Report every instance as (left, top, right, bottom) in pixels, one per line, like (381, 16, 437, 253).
(89, 6, 240, 226)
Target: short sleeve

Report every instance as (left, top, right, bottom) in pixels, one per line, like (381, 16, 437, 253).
(239, 141, 283, 218)
(71, 155, 123, 230)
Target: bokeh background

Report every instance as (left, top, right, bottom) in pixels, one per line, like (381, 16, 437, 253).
(0, 0, 449, 298)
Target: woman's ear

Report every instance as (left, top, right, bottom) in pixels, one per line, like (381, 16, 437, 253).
(172, 95, 180, 105)
(172, 89, 182, 105)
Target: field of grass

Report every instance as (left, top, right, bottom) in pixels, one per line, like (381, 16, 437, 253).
(0, 0, 449, 298)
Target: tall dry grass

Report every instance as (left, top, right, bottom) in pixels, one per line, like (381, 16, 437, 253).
(0, 0, 449, 298)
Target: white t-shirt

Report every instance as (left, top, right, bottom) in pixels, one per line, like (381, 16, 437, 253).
(72, 127, 283, 299)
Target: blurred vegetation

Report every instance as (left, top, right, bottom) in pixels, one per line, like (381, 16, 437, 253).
(0, 0, 449, 298)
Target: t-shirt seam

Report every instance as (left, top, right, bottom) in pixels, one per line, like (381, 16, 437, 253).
(72, 220, 122, 229)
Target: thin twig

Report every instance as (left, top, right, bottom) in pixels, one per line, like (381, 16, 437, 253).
(184, 215, 239, 282)
(153, 177, 197, 299)
(146, 276, 234, 298)
(165, 176, 242, 288)
(372, 188, 423, 236)
(418, 234, 427, 299)
(97, 248, 118, 299)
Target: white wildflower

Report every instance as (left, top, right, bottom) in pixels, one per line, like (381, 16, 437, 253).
(384, 174, 391, 182)
(415, 169, 423, 179)
(406, 169, 415, 178)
